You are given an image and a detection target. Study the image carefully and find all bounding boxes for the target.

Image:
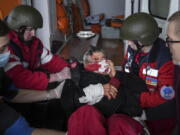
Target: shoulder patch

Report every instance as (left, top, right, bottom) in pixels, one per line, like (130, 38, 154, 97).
(160, 86, 175, 100)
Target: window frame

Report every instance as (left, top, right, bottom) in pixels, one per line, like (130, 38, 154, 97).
(148, 0, 170, 20)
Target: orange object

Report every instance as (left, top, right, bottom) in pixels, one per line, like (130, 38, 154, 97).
(71, 3, 84, 33)
(0, 10, 3, 19)
(110, 15, 124, 28)
(111, 21, 123, 28)
(91, 24, 101, 33)
(56, 0, 70, 34)
(0, 0, 21, 19)
(81, 0, 90, 17)
(114, 15, 124, 19)
(57, 0, 63, 4)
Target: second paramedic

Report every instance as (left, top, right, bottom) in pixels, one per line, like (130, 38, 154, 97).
(121, 12, 176, 135)
(5, 5, 70, 90)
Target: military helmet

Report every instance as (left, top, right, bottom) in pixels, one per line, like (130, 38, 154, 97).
(7, 5, 43, 29)
(120, 12, 159, 45)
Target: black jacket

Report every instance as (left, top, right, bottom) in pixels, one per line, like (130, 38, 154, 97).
(61, 65, 147, 117)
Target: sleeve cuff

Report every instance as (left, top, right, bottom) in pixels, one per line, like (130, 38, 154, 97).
(109, 77, 120, 88)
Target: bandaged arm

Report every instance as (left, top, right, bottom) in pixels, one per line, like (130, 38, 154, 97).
(79, 83, 104, 105)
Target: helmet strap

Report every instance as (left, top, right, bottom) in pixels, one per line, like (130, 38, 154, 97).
(17, 26, 26, 42)
(130, 41, 145, 75)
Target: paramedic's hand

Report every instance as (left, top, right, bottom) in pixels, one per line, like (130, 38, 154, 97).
(106, 60, 116, 78)
(103, 83, 118, 100)
(49, 67, 71, 83)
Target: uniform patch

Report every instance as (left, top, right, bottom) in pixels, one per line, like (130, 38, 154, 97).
(160, 86, 175, 100)
(143, 68, 158, 77)
(145, 76, 157, 86)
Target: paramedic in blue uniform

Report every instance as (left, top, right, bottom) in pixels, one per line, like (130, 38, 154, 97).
(167, 11, 180, 135)
(120, 12, 176, 135)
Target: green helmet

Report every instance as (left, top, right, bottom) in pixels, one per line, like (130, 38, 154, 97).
(7, 5, 43, 29)
(120, 12, 159, 45)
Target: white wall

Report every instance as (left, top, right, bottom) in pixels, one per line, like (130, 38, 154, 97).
(168, 0, 180, 17)
(32, 0, 51, 49)
(125, 0, 140, 18)
(88, 0, 125, 18)
(48, 0, 64, 42)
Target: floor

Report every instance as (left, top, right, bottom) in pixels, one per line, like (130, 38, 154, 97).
(55, 36, 124, 66)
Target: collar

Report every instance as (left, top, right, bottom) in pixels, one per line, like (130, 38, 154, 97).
(147, 38, 161, 63)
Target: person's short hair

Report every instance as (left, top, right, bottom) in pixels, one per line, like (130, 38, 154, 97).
(83, 46, 105, 65)
(0, 20, 9, 36)
(168, 11, 180, 37)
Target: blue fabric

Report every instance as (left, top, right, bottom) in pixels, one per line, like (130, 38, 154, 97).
(8, 83, 18, 91)
(3, 116, 35, 135)
(0, 51, 10, 67)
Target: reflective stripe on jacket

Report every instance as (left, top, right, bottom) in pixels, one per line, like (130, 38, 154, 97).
(4, 31, 68, 90)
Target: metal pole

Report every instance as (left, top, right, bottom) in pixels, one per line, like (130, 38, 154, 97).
(131, 0, 134, 15)
(138, 0, 141, 12)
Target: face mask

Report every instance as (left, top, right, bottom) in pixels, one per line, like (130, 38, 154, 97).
(0, 51, 10, 67)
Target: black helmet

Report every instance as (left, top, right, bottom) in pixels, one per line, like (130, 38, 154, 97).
(7, 5, 43, 29)
(121, 12, 159, 45)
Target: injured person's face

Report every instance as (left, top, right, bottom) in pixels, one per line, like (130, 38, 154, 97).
(91, 51, 105, 63)
(84, 51, 110, 73)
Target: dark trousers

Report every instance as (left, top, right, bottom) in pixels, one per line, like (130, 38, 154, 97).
(6, 99, 68, 131)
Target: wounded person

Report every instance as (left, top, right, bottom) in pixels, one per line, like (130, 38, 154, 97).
(61, 46, 147, 117)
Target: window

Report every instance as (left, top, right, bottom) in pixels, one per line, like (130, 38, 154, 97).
(149, 0, 170, 19)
